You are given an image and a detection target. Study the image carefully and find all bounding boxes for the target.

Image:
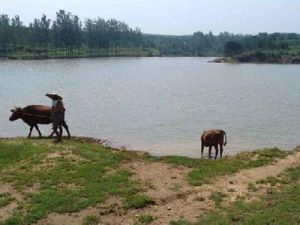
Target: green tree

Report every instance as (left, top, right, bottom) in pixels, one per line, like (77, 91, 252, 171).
(52, 10, 82, 56)
(11, 15, 24, 48)
(0, 15, 11, 54)
(224, 41, 243, 56)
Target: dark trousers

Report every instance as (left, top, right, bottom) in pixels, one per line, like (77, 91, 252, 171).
(52, 112, 65, 139)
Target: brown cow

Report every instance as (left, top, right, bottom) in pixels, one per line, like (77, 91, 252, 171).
(9, 105, 70, 138)
(200, 129, 227, 159)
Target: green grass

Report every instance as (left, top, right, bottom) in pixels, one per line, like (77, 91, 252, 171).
(5, 46, 157, 60)
(256, 176, 282, 186)
(0, 138, 295, 225)
(125, 195, 155, 209)
(158, 148, 288, 186)
(209, 191, 227, 206)
(0, 139, 48, 170)
(169, 219, 192, 225)
(82, 215, 99, 225)
(136, 214, 154, 224)
(0, 138, 144, 224)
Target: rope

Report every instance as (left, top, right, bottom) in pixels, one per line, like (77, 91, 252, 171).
(16, 111, 51, 119)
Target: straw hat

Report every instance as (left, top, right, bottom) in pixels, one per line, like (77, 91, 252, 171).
(45, 92, 63, 100)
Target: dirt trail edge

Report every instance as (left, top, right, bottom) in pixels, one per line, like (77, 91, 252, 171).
(39, 151, 300, 225)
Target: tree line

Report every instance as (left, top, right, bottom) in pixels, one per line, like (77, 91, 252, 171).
(0, 10, 299, 59)
(0, 10, 143, 58)
(144, 31, 300, 56)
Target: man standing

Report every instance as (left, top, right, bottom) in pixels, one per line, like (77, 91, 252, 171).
(46, 93, 66, 142)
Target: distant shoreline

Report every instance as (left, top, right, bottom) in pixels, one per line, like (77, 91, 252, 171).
(2, 54, 300, 64)
(0, 54, 215, 60)
(210, 52, 300, 64)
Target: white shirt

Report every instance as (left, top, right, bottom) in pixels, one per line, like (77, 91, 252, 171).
(52, 100, 59, 107)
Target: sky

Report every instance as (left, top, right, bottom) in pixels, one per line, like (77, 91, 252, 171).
(1, 0, 300, 35)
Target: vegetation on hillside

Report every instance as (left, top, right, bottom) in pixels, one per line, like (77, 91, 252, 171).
(1, 10, 300, 60)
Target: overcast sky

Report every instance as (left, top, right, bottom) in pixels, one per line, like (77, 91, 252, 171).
(1, 0, 300, 35)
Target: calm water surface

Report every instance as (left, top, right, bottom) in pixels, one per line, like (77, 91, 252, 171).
(0, 57, 299, 157)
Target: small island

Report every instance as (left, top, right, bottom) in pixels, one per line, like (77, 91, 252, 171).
(211, 40, 300, 64)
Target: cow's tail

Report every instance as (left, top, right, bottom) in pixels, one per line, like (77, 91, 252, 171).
(223, 131, 227, 146)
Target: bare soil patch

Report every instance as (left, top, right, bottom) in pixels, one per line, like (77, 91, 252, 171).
(36, 197, 122, 225)
(44, 148, 89, 163)
(123, 161, 192, 202)
(98, 151, 300, 224)
(0, 183, 23, 221)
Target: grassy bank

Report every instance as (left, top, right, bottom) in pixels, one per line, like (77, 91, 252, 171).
(0, 138, 298, 225)
(0, 138, 147, 224)
(156, 148, 288, 186)
(1, 47, 160, 60)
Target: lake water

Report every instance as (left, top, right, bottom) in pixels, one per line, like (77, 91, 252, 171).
(0, 57, 299, 157)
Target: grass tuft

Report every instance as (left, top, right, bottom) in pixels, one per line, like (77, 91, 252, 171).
(247, 182, 258, 192)
(136, 214, 154, 224)
(209, 191, 227, 206)
(169, 219, 192, 225)
(0, 193, 15, 208)
(82, 215, 99, 225)
(125, 195, 155, 209)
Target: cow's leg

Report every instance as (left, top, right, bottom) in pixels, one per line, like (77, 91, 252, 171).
(28, 126, 33, 138)
(201, 141, 205, 158)
(214, 145, 219, 159)
(208, 146, 212, 159)
(220, 144, 224, 158)
(34, 125, 42, 138)
(61, 121, 71, 139)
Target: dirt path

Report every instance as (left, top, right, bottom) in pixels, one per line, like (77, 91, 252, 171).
(99, 151, 300, 225)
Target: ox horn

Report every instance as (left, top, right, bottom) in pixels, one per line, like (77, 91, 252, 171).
(11, 106, 18, 112)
